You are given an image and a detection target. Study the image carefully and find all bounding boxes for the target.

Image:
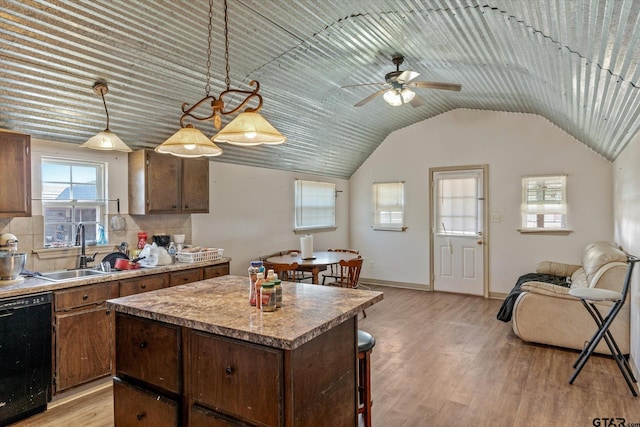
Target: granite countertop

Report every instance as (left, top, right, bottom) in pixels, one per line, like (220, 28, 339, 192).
(0, 257, 231, 299)
(107, 275, 384, 350)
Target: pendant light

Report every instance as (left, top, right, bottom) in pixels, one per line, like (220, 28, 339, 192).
(156, 0, 285, 157)
(81, 82, 132, 152)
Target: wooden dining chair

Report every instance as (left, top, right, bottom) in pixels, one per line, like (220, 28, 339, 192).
(321, 249, 360, 285)
(263, 261, 300, 282)
(285, 249, 315, 282)
(325, 257, 363, 288)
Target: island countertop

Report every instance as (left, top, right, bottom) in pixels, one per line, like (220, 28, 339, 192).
(107, 274, 383, 350)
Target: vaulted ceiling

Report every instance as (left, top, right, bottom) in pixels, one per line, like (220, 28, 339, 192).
(2, 1, 640, 178)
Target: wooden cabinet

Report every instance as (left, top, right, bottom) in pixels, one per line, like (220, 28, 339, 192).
(168, 267, 203, 287)
(119, 273, 168, 297)
(0, 130, 31, 217)
(53, 282, 118, 393)
(113, 378, 179, 427)
(189, 332, 283, 426)
(129, 149, 209, 214)
(203, 263, 230, 279)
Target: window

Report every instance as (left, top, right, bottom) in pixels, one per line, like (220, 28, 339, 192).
(434, 171, 482, 236)
(41, 158, 107, 248)
(521, 175, 567, 230)
(294, 179, 336, 231)
(373, 182, 405, 230)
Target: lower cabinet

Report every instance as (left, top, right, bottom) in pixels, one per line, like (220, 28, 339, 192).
(113, 378, 179, 427)
(119, 273, 168, 297)
(53, 282, 118, 393)
(203, 263, 230, 279)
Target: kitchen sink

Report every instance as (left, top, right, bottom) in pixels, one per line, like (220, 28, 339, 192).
(39, 269, 107, 282)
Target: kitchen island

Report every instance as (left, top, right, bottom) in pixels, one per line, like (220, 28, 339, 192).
(107, 275, 383, 427)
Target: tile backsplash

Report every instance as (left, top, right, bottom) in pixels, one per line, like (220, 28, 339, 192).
(0, 214, 192, 272)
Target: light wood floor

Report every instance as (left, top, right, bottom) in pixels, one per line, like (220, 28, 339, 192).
(13, 285, 640, 427)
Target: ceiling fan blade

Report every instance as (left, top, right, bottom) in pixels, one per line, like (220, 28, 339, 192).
(354, 89, 387, 107)
(396, 70, 420, 83)
(341, 82, 388, 89)
(409, 81, 462, 91)
(409, 94, 424, 108)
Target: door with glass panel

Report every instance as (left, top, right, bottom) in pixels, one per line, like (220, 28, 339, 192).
(431, 167, 486, 296)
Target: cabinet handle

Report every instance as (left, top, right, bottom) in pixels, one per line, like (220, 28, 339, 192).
(184, 204, 189, 209)
(139, 341, 148, 349)
(141, 284, 146, 289)
(82, 294, 89, 300)
(136, 412, 146, 421)
(225, 366, 233, 375)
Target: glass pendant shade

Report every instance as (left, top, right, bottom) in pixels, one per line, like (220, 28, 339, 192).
(401, 88, 416, 103)
(212, 112, 286, 146)
(81, 129, 132, 152)
(383, 89, 403, 106)
(155, 124, 223, 157)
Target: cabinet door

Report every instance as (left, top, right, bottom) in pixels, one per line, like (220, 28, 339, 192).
(0, 131, 31, 217)
(189, 331, 283, 426)
(190, 405, 253, 427)
(113, 378, 179, 427)
(203, 263, 229, 280)
(146, 151, 181, 213)
(55, 304, 113, 393)
(168, 268, 203, 287)
(182, 158, 209, 213)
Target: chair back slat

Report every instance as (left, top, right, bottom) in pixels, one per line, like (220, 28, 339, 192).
(264, 261, 299, 282)
(336, 257, 363, 288)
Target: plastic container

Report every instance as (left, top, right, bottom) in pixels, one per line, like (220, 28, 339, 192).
(168, 242, 177, 263)
(274, 278, 282, 308)
(248, 261, 263, 306)
(255, 272, 265, 309)
(260, 282, 277, 312)
(137, 232, 147, 250)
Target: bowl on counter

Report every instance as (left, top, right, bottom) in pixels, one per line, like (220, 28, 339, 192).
(171, 234, 185, 245)
(0, 252, 27, 280)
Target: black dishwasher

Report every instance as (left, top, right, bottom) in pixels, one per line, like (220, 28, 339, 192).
(0, 292, 52, 426)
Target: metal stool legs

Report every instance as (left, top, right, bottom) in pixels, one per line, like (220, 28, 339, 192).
(568, 256, 639, 396)
(358, 330, 375, 427)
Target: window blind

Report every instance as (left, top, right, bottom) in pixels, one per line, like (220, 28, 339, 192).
(521, 175, 567, 229)
(294, 179, 336, 230)
(373, 182, 404, 230)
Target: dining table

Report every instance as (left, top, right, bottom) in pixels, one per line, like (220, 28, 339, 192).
(264, 251, 360, 284)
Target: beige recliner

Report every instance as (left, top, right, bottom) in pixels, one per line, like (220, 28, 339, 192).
(512, 241, 630, 354)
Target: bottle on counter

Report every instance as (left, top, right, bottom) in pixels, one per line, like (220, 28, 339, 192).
(137, 232, 148, 249)
(255, 272, 265, 309)
(168, 241, 177, 263)
(266, 269, 276, 282)
(260, 281, 276, 312)
(248, 261, 263, 306)
(274, 278, 282, 308)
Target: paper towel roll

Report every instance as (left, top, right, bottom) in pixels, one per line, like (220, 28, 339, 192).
(300, 235, 314, 259)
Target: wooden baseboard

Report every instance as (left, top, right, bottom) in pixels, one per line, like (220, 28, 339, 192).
(359, 277, 429, 291)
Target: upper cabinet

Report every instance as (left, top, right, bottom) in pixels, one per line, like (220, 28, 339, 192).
(128, 150, 209, 215)
(0, 130, 31, 217)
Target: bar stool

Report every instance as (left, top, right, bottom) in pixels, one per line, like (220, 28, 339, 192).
(568, 256, 639, 396)
(358, 330, 375, 427)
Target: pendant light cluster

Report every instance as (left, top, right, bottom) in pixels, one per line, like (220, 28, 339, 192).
(156, 0, 286, 158)
(81, 82, 132, 152)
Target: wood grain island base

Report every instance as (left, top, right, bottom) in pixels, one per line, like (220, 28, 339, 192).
(107, 275, 383, 427)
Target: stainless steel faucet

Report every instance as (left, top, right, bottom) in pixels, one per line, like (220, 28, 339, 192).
(75, 223, 97, 269)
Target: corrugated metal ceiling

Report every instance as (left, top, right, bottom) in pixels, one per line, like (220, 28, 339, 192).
(2, 0, 640, 178)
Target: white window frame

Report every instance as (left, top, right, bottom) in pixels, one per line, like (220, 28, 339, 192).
(41, 157, 107, 248)
(372, 181, 406, 231)
(520, 174, 568, 232)
(294, 179, 336, 231)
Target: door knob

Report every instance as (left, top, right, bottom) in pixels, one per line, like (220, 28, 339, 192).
(477, 240, 483, 245)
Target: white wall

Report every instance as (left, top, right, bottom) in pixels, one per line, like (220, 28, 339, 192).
(613, 132, 640, 374)
(192, 162, 350, 276)
(350, 109, 614, 294)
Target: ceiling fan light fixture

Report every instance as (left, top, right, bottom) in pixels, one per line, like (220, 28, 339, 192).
(81, 82, 132, 152)
(155, 124, 223, 158)
(212, 112, 286, 146)
(383, 89, 403, 106)
(401, 88, 416, 103)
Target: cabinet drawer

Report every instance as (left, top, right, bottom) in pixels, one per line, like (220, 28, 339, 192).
(55, 282, 118, 311)
(168, 268, 203, 286)
(116, 314, 180, 394)
(119, 274, 168, 297)
(189, 331, 282, 426)
(203, 263, 229, 280)
(190, 405, 252, 427)
(113, 378, 179, 427)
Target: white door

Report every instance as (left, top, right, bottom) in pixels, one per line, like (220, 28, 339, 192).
(431, 168, 486, 296)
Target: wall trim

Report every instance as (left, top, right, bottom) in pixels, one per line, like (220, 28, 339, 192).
(489, 291, 508, 300)
(359, 277, 429, 291)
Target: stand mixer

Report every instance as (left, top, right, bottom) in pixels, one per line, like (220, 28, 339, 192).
(0, 233, 27, 285)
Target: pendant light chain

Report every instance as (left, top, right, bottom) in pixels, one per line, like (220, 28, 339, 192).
(99, 89, 110, 131)
(205, 0, 213, 97)
(223, 0, 231, 91)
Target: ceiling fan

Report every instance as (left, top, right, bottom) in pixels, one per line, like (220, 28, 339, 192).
(342, 55, 462, 107)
